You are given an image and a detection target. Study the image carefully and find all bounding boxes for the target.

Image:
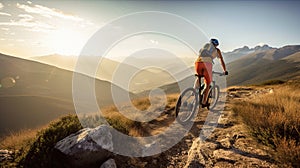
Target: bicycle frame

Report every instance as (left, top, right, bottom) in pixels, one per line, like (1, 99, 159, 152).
(195, 71, 223, 105)
(194, 74, 204, 103)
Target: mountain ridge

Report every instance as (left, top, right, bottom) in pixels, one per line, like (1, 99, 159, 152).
(0, 53, 133, 137)
(222, 44, 275, 63)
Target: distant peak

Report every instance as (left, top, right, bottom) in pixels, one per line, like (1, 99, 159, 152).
(242, 45, 250, 49)
(232, 45, 251, 53)
(253, 44, 273, 51)
(226, 44, 277, 54)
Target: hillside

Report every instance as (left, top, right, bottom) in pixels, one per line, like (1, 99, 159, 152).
(4, 83, 298, 167)
(0, 53, 131, 137)
(227, 45, 300, 86)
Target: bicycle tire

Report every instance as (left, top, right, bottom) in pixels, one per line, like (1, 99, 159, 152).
(208, 85, 220, 110)
(175, 87, 198, 124)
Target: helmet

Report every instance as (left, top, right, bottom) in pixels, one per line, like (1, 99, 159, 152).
(210, 38, 219, 46)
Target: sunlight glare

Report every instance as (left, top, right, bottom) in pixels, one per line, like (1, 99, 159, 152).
(49, 28, 87, 56)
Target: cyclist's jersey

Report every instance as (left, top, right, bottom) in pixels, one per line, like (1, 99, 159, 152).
(195, 45, 221, 63)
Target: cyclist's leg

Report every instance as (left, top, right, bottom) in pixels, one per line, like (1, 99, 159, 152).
(201, 63, 212, 105)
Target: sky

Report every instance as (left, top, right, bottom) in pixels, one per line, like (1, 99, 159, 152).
(0, 0, 299, 59)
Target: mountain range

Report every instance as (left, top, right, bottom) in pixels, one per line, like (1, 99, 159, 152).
(226, 45, 300, 86)
(222, 44, 275, 63)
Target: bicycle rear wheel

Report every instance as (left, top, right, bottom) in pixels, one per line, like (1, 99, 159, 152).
(175, 88, 198, 124)
(208, 85, 220, 110)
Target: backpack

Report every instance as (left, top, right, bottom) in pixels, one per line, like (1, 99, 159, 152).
(199, 43, 216, 58)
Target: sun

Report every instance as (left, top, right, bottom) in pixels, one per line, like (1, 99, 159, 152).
(49, 28, 88, 56)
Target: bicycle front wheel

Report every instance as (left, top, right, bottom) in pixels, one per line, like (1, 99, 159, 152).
(208, 85, 220, 110)
(175, 88, 199, 124)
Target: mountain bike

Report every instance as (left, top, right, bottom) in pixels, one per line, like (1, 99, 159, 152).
(175, 71, 226, 124)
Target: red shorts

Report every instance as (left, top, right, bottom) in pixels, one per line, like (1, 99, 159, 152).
(195, 62, 212, 85)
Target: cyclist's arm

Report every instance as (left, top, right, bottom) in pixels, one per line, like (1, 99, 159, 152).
(217, 48, 227, 72)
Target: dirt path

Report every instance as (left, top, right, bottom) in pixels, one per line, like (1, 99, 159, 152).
(115, 87, 279, 168)
(184, 87, 278, 168)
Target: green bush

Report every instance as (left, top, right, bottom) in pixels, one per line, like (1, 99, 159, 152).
(19, 115, 82, 168)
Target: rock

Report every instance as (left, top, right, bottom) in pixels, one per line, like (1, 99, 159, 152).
(142, 141, 161, 157)
(269, 88, 274, 93)
(55, 125, 113, 168)
(0, 149, 13, 161)
(228, 93, 240, 98)
(100, 159, 117, 168)
(0, 149, 9, 154)
(185, 139, 192, 143)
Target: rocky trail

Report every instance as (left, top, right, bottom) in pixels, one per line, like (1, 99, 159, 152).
(183, 87, 277, 168)
(114, 87, 279, 168)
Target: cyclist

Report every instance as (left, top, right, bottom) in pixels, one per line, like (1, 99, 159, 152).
(194, 38, 228, 108)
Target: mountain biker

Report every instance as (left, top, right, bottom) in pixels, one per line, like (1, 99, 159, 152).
(194, 38, 228, 108)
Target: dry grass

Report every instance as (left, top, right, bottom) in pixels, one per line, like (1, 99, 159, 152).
(232, 85, 300, 167)
(78, 94, 178, 137)
(131, 97, 151, 111)
(110, 94, 177, 136)
(0, 129, 36, 150)
(0, 126, 48, 150)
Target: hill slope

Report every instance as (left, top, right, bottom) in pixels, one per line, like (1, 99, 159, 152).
(32, 55, 183, 93)
(0, 53, 131, 137)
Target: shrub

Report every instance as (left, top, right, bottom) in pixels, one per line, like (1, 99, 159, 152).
(273, 138, 300, 167)
(19, 114, 82, 168)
